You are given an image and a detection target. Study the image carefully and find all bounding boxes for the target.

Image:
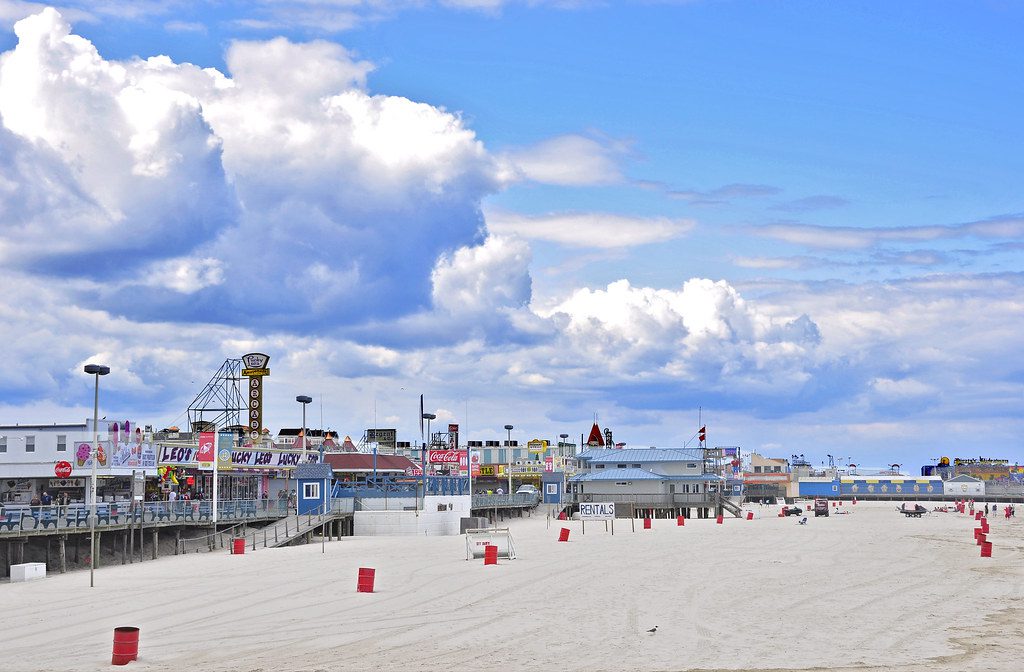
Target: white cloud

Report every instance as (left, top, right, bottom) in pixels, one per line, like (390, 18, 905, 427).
(431, 235, 532, 314)
(506, 134, 626, 186)
(486, 210, 694, 248)
(144, 257, 224, 294)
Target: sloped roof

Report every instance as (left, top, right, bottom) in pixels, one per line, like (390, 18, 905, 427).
(570, 469, 725, 482)
(295, 463, 333, 480)
(946, 474, 984, 482)
(324, 453, 418, 473)
(578, 448, 705, 463)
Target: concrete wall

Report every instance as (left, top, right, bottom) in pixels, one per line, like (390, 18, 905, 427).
(943, 480, 985, 496)
(354, 495, 470, 536)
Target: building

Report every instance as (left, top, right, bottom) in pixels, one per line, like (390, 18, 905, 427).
(1, 419, 158, 504)
(743, 452, 793, 501)
(942, 474, 985, 497)
(568, 447, 738, 518)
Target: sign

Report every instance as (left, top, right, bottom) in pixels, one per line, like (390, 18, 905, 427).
(74, 441, 157, 470)
(456, 450, 481, 477)
(579, 502, 616, 520)
(54, 461, 73, 479)
(528, 439, 547, 454)
(242, 352, 270, 442)
(479, 465, 496, 477)
(428, 449, 460, 464)
(544, 456, 553, 472)
(196, 431, 216, 467)
(365, 428, 397, 447)
(448, 423, 459, 450)
(49, 477, 85, 488)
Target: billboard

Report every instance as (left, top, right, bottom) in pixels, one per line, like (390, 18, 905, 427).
(365, 428, 397, 448)
(242, 352, 270, 442)
(428, 449, 461, 464)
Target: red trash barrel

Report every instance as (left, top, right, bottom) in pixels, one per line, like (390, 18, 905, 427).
(677, 515, 685, 526)
(746, 511, 754, 521)
(981, 521, 990, 534)
(643, 518, 651, 529)
(976, 532, 987, 546)
(484, 544, 498, 566)
(558, 511, 567, 520)
(981, 541, 993, 558)
(231, 537, 245, 555)
(716, 514, 724, 525)
(558, 527, 570, 542)
(357, 567, 376, 593)
(111, 626, 139, 665)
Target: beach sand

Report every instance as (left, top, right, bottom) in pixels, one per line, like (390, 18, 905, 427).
(1, 501, 1021, 672)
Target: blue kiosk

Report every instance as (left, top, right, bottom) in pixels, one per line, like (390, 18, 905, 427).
(295, 462, 333, 515)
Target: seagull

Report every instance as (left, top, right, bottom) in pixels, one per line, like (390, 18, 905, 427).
(646, 626, 658, 634)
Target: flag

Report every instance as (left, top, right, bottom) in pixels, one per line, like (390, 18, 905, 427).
(698, 426, 706, 443)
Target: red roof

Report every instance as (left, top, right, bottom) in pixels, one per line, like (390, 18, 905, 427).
(324, 453, 419, 473)
(586, 422, 605, 446)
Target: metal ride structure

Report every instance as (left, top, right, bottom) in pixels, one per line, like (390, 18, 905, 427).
(186, 358, 246, 433)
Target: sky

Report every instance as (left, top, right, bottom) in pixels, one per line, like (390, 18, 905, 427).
(0, 0, 1021, 470)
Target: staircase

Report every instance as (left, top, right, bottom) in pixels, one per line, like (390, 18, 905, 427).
(178, 506, 346, 554)
(716, 492, 743, 518)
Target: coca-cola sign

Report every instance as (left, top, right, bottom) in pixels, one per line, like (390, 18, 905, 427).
(428, 450, 460, 464)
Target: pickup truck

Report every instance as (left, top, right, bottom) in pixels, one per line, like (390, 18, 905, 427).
(814, 498, 830, 517)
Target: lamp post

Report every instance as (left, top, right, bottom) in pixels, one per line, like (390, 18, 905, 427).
(296, 395, 312, 514)
(504, 424, 514, 494)
(83, 363, 110, 589)
(422, 413, 435, 507)
(559, 432, 570, 507)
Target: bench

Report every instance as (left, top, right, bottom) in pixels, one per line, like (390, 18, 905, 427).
(65, 507, 89, 527)
(31, 507, 60, 529)
(1, 509, 25, 531)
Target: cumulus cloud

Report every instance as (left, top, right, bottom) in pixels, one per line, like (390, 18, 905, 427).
(486, 209, 693, 248)
(0, 9, 504, 328)
(431, 235, 532, 315)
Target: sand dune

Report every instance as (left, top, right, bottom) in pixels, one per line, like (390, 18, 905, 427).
(1, 501, 1021, 672)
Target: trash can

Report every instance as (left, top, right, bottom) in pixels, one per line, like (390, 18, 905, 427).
(232, 537, 245, 555)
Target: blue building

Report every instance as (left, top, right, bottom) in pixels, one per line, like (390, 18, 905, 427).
(295, 462, 333, 515)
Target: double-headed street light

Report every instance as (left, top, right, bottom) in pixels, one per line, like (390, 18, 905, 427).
(504, 424, 514, 495)
(83, 363, 110, 589)
(421, 413, 436, 507)
(296, 395, 312, 515)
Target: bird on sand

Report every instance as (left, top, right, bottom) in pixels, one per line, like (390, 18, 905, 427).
(646, 626, 658, 633)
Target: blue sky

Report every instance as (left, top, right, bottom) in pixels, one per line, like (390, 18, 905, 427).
(0, 0, 1021, 470)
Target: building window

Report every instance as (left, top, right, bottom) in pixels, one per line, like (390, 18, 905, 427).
(483, 449, 492, 464)
(0, 436, 6, 453)
(754, 466, 762, 473)
(632, 464, 641, 468)
(25, 435, 35, 453)
(687, 463, 697, 469)
(596, 464, 605, 469)
(693, 483, 701, 493)
(57, 435, 67, 452)
(497, 449, 506, 464)
(545, 484, 557, 495)
(303, 482, 320, 499)
(773, 466, 782, 473)
(615, 481, 629, 486)
(616, 464, 626, 469)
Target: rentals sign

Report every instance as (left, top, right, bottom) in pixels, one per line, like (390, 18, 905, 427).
(579, 502, 616, 520)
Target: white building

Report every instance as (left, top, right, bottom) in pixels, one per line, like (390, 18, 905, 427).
(0, 419, 157, 504)
(942, 474, 985, 497)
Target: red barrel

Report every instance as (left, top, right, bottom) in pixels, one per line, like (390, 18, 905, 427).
(643, 518, 651, 529)
(558, 527, 570, 542)
(716, 515, 724, 525)
(357, 567, 376, 593)
(852, 498, 857, 505)
(746, 511, 754, 521)
(484, 544, 498, 566)
(676, 516, 685, 526)
(232, 537, 245, 555)
(558, 511, 567, 520)
(111, 626, 139, 665)
(975, 511, 983, 520)
(981, 541, 993, 558)
(981, 521, 990, 534)
(977, 533, 986, 546)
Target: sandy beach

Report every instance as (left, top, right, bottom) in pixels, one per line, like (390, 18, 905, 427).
(2, 501, 1022, 672)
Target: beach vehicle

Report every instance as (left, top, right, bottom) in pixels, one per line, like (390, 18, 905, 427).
(782, 505, 803, 516)
(898, 503, 927, 518)
(813, 498, 830, 517)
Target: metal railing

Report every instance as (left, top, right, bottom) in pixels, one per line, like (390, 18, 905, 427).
(177, 500, 345, 554)
(471, 493, 540, 509)
(0, 498, 290, 536)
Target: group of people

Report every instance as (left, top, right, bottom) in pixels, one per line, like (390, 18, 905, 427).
(28, 491, 71, 507)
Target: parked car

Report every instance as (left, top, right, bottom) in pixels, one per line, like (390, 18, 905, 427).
(783, 506, 803, 516)
(516, 485, 539, 496)
(814, 498, 830, 517)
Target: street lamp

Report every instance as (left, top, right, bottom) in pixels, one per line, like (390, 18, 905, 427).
(504, 424, 514, 494)
(421, 413, 436, 507)
(83, 363, 110, 589)
(559, 433, 569, 457)
(296, 395, 312, 515)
